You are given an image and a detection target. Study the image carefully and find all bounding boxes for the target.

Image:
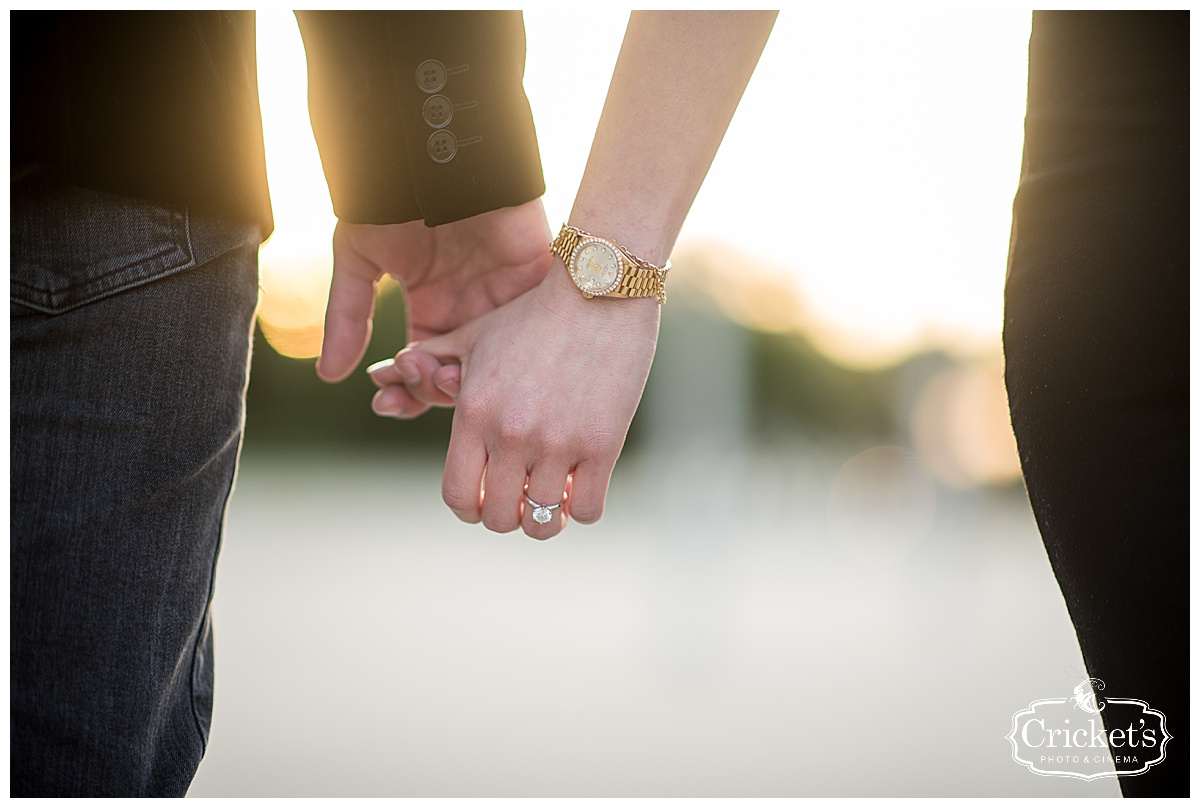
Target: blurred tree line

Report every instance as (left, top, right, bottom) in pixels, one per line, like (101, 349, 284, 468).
(245, 284, 453, 450)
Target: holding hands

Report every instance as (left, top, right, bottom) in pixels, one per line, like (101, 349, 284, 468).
(322, 11, 776, 538)
(317, 197, 553, 416)
(372, 247, 661, 539)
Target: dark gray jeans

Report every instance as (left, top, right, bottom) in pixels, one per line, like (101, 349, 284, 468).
(10, 167, 260, 796)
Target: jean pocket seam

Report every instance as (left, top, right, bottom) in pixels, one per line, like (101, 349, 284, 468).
(10, 240, 197, 314)
(10, 183, 198, 315)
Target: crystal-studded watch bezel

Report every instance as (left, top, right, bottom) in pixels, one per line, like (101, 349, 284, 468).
(568, 238, 625, 297)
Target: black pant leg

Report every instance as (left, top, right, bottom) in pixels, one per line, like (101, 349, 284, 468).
(1004, 11, 1189, 797)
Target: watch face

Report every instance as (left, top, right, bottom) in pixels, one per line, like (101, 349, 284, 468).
(570, 240, 623, 295)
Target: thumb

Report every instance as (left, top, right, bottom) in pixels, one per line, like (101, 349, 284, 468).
(317, 224, 382, 383)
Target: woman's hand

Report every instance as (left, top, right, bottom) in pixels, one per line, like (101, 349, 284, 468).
(366, 11, 774, 537)
(371, 262, 660, 539)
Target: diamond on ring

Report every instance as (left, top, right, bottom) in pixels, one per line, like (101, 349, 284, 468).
(524, 491, 565, 526)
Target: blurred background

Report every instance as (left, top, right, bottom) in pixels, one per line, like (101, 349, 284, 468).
(188, 10, 1118, 797)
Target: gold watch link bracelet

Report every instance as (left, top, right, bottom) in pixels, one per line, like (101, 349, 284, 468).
(550, 224, 670, 304)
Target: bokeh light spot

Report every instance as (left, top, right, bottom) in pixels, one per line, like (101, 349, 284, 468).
(911, 361, 1022, 488)
(827, 446, 937, 562)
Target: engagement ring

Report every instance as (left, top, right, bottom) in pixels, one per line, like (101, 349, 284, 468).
(524, 491, 565, 525)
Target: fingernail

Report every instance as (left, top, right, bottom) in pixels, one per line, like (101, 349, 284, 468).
(371, 390, 398, 417)
(366, 359, 394, 375)
(395, 360, 420, 386)
(372, 401, 398, 418)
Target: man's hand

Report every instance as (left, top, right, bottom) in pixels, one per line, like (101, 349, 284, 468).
(316, 198, 552, 417)
(371, 261, 661, 539)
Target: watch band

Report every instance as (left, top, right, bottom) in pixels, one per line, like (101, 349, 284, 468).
(551, 224, 670, 304)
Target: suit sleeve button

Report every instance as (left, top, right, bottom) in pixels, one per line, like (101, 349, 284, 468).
(415, 59, 447, 94)
(427, 130, 458, 163)
(422, 95, 453, 129)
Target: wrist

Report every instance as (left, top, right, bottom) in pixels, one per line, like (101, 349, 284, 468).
(564, 213, 676, 269)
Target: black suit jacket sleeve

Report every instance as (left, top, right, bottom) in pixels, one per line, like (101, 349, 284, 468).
(12, 11, 273, 234)
(296, 11, 545, 227)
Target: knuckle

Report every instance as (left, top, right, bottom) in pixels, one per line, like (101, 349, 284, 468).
(579, 428, 624, 460)
(482, 514, 518, 534)
(455, 394, 492, 426)
(540, 429, 575, 460)
(570, 501, 604, 525)
(495, 415, 533, 449)
(441, 482, 477, 516)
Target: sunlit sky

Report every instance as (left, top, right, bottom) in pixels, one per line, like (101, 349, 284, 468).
(256, 10, 1032, 368)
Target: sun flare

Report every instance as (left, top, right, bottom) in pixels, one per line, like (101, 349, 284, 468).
(253, 10, 1031, 369)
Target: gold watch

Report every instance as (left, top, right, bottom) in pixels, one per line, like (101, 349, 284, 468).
(550, 224, 670, 304)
